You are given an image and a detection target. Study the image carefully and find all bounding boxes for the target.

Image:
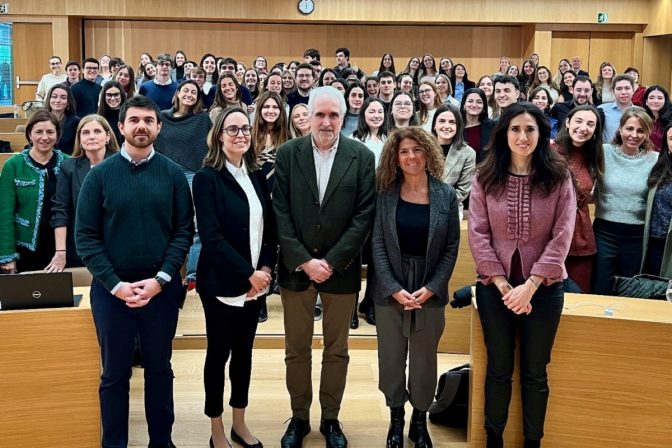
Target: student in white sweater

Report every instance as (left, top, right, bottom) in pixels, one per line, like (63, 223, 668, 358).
(35, 56, 67, 102)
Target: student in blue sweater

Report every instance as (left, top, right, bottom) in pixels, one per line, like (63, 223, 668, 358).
(139, 53, 178, 111)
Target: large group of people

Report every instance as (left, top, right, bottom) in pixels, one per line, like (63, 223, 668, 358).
(1, 46, 672, 448)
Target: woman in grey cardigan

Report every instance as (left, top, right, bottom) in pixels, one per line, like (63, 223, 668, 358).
(371, 127, 460, 448)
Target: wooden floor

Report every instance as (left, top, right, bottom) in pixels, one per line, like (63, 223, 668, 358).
(129, 349, 469, 447)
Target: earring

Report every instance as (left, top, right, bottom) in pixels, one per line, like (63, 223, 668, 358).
(106, 139, 110, 144)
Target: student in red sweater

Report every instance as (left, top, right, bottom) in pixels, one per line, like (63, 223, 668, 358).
(468, 102, 576, 448)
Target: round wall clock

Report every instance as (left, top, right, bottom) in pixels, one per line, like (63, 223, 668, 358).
(298, 0, 315, 15)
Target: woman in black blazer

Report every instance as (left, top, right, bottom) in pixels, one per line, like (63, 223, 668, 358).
(49, 114, 118, 270)
(193, 107, 276, 448)
(371, 127, 460, 448)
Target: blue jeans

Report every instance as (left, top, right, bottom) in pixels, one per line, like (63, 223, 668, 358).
(476, 282, 563, 441)
(183, 169, 200, 281)
(91, 277, 181, 448)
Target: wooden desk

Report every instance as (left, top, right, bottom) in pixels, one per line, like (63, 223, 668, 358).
(469, 293, 672, 447)
(0, 118, 27, 133)
(0, 292, 100, 447)
(0, 132, 27, 152)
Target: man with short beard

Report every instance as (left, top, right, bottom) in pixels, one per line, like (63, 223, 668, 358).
(287, 63, 315, 110)
(551, 76, 594, 126)
(76, 95, 194, 448)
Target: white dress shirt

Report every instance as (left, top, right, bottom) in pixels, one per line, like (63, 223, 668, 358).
(311, 135, 339, 204)
(216, 160, 266, 307)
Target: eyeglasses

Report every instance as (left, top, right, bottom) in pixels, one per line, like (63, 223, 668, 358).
(223, 125, 252, 136)
(158, 62, 172, 67)
(84, 66, 99, 71)
(418, 89, 433, 95)
(105, 92, 121, 98)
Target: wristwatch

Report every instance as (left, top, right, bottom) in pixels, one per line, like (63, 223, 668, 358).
(154, 275, 168, 289)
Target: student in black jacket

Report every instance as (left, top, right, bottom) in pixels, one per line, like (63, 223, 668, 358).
(193, 107, 276, 448)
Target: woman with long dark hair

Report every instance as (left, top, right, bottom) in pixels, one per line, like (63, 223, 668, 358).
(155, 79, 213, 288)
(417, 80, 442, 132)
(45, 83, 80, 155)
(450, 63, 475, 103)
(374, 53, 396, 76)
(552, 105, 604, 292)
(528, 86, 558, 138)
(431, 103, 476, 219)
(641, 123, 672, 276)
(208, 74, 246, 122)
(469, 102, 576, 448)
(403, 56, 421, 86)
(438, 57, 454, 78)
(342, 81, 366, 137)
(97, 81, 127, 145)
(390, 91, 419, 130)
(461, 87, 495, 162)
(114, 65, 135, 98)
(643, 85, 672, 151)
(200, 53, 219, 94)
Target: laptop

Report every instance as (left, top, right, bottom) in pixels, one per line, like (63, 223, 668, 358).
(0, 272, 80, 311)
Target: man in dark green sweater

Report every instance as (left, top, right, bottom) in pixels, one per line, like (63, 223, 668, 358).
(76, 95, 194, 448)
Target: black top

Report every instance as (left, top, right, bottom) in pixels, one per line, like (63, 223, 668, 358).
(103, 109, 123, 146)
(287, 90, 310, 111)
(440, 143, 453, 158)
(71, 79, 102, 117)
(57, 114, 81, 155)
(396, 197, 430, 256)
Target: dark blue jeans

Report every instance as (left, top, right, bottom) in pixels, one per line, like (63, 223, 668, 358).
(476, 282, 563, 441)
(91, 277, 181, 448)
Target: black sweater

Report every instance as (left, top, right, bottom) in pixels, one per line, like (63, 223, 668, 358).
(75, 152, 194, 290)
(155, 108, 212, 173)
(71, 79, 102, 117)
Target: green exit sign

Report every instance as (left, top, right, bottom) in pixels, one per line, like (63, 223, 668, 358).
(597, 12, 609, 23)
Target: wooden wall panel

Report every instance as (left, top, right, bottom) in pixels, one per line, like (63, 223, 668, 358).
(645, 0, 672, 36)
(588, 32, 634, 77)
(551, 32, 591, 74)
(84, 20, 522, 78)
(9, 0, 652, 26)
(642, 36, 672, 89)
(12, 23, 53, 104)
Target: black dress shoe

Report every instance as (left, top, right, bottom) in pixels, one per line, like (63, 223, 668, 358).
(148, 442, 177, 448)
(314, 304, 323, 321)
(258, 299, 268, 323)
(364, 307, 376, 325)
(231, 428, 263, 448)
(350, 308, 359, 329)
(281, 417, 310, 448)
(319, 419, 348, 448)
(386, 406, 404, 448)
(408, 408, 432, 448)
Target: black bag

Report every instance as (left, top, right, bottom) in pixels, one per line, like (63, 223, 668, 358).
(0, 140, 11, 153)
(428, 363, 470, 427)
(612, 274, 669, 300)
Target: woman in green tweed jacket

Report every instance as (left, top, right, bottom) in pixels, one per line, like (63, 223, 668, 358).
(0, 110, 67, 274)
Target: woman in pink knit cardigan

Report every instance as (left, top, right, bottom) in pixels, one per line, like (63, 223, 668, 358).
(468, 102, 576, 448)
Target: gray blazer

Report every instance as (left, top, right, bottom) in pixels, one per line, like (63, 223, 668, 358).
(371, 175, 461, 306)
(442, 142, 476, 218)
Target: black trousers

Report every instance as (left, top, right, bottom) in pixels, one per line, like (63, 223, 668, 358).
(91, 277, 181, 448)
(201, 295, 261, 417)
(592, 218, 645, 295)
(475, 282, 563, 441)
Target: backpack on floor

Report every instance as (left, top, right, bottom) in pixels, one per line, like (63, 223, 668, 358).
(428, 363, 470, 427)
